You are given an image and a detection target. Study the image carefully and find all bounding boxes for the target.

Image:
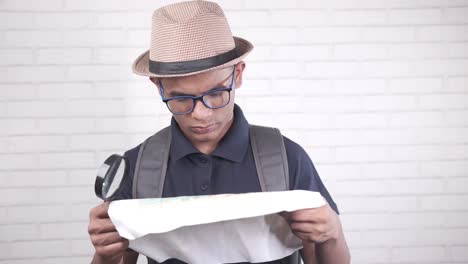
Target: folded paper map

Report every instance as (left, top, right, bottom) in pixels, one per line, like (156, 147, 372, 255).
(109, 190, 326, 264)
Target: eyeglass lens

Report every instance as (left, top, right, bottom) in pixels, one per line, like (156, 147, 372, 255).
(167, 90, 231, 114)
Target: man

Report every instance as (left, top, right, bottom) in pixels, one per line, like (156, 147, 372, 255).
(88, 1, 350, 263)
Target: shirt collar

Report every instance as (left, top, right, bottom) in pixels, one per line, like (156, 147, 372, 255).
(211, 104, 250, 162)
(169, 104, 250, 162)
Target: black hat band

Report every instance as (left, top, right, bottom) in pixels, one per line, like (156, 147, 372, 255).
(149, 48, 239, 75)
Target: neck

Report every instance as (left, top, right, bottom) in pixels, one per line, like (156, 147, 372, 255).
(195, 143, 218, 155)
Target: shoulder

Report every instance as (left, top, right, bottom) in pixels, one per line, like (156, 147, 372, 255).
(124, 143, 142, 182)
(283, 135, 309, 163)
(123, 125, 172, 178)
(112, 144, 141, 201)
(124, 144, 141, 169)
(283, 135, 317, 183)
(282, 134, 340, 214)
(282, 135, 315, 179)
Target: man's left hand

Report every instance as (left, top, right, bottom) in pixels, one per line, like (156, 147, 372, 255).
(280, 203, 341, 244)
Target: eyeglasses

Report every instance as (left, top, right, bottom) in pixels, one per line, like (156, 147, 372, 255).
(158, 66, 235, 115)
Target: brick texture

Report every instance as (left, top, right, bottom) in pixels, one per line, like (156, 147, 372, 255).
(1, 0, 467, 263)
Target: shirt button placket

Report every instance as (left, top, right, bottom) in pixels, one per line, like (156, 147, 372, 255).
(200, 182, 209, 191)
(197, 154, 211, 193)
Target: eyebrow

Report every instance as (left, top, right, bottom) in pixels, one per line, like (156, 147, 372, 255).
(166, 84, 228, 97)
(163, 68, 234, 97)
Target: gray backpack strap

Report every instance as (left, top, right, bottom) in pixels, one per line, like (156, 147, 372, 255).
(132, 126, 171, 199)
(250, 125, 300, 264)
(249, 125, 289, 192)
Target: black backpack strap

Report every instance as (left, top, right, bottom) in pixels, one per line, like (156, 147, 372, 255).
(132, 126, 171, 199)
(249, 125, 290, 192)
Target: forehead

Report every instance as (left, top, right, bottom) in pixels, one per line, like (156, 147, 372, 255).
(160, 67, 231, 89)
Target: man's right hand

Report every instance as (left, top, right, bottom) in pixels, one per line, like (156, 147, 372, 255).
(88, 202, 129, 264)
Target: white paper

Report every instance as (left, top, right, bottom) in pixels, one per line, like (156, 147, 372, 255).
(109, 190, 326, 264)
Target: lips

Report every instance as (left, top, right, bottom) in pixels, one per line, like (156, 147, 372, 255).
(191, 124, 217, 134)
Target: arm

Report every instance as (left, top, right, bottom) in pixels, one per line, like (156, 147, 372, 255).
(282, 203, 350, 264)
(302, 218, 350, 264)
(282, 137, 350, 263)
(88, 202, 138, 264)
(121, 250, 139, 264)
(315, 218, 349, 264)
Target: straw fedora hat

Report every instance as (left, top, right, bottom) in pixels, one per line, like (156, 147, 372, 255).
(132, 0, 253, 78)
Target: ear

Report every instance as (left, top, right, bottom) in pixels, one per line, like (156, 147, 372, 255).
(234, 62, 246, 89)
(149, 77, 162, 96)
(149, 76, 158, 86)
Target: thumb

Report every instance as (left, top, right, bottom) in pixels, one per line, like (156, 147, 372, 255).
(278, 211, 291, 221)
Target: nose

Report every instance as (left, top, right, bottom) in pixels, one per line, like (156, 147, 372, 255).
(191, 99, 212, 120)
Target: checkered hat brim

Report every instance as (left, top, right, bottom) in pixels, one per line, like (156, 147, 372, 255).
(132, 0, 253, 78)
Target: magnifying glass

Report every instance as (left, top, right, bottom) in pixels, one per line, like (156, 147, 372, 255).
(94, 154, 129, 201)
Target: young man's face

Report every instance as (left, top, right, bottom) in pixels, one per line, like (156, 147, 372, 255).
(152, 63, 245, 150)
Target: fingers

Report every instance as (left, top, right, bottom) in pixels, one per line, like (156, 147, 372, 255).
(287, 204, 332, 223)
(278, 211, 291, 221)
(290, 221, 325, 234)
(292, 230, 327, 244)
(88, 202, 117, 235)
(95, 239, 129, 258)
(89, 227, 129, 257)
(284, 205, 341, 244)
(91, 231, 127, 247)
(88, 202, 129, 257)
(88, 217, 118, 235)
(289, 221, 331, 244)
(89, 202, 110, 220)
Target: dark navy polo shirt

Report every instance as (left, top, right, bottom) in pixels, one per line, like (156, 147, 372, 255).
(117, 104, 338, 264)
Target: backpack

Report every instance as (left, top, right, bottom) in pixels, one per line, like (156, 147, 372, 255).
(132, 125, 302, 264)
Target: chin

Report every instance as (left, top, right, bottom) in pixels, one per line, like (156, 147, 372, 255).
(191, 131, 219, 143)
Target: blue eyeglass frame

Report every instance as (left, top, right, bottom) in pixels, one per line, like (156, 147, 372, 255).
(158, 66, 236, 115)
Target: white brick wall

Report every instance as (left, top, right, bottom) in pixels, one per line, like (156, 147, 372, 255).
(1, 0, 467, 263)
